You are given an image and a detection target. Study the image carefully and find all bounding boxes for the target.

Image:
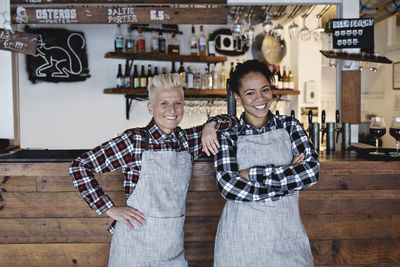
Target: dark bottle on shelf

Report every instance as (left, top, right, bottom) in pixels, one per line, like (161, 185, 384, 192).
(158, 31, 166, 54)
(147, 64, 153, 86)
(277, 66, 283, 90)
(116, 64, 123, 88)
(162, 67, 167, 74)
(178, 62, 186, 84)
(139, 65, 147, 88)
(132, 64, 139, 88)
(168, 32, 180, 55)
(171, 61, 176, 73)
(154, 66, 159, 76)
(124, 60, 131, 88)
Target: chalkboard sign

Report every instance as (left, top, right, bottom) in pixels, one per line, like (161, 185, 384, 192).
(331, 18, 374, 53)
(25, 26, 90, 83)
(0, 28, 38, 55)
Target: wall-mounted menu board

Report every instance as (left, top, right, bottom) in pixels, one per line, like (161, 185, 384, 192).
(331, 18, 374, 53)
(0, 28, 38, 55)
(10, 5, 228, 24)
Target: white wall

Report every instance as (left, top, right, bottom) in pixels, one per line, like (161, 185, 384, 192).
(0, 1, 14, 140)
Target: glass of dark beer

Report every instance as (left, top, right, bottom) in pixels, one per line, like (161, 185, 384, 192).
(369, 117, 386, 155)
(389, 116, 400, 157)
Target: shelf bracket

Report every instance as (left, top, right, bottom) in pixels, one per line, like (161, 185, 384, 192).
(125, 94, 147, 120)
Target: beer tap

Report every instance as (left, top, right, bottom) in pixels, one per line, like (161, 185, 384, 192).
(320, 110, 326, 144)
(335, 110, 341, 143)
(334, 110, 352, 151)
(290, 110, 295, 118)
(307, 110, 313, 137)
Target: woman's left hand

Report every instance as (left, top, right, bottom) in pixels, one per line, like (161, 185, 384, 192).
(201, 121, 220, 156)
(291, 153, 305, 165)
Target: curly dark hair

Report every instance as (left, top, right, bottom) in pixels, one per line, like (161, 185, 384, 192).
(229, 60, 274, 94)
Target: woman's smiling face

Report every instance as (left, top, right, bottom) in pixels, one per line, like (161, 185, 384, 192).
(234, 71, 273, 128)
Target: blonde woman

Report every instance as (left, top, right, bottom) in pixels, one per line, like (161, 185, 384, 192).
(69, 73, 235, 266)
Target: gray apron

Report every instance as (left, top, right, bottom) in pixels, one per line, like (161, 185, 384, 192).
(214, 128, 314, 267)
(109, 129, 192, 267)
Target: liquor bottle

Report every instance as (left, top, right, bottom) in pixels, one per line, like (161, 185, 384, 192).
(124, 60, 131, 88)
(136, 28, 146, 53)
(273, 66, 279, 90)
(114, 24, 124, 53)
(178, 62, 186, 84)
(147, 64, 153, 86)
(190, 25, 198, 56)
(139, 65, 147, 88)
(124, 27, 135, 53)
(198, 25, 207, 56)
(154, 66, 159, 76)
(201, 67, 208, 89)
(186, 66, 194, 89)
(210, 63, 216, 89)
(277, 66, 283, 90)
(207, 64, 213, 89)
(162, 67, 167, 74)
(171, 61, 176, 73)
(207, 33, 215, 56)
(158, 31, 166, 54)
(194, 66, 201, 89)
(219, 62, 227, 89)
(288, 69, 294, 90)
(116, 64, 123, 88)
(168, 32, 180, 55)
(282, 66, 288, 90)
(150, 31, 159, 53)
(132, 64, 139, 88)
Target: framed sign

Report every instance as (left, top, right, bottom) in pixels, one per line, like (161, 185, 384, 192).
(394, 62, 400, 90)
(0, 28, 38, 55)
(331, 18, 374, 53)
(25, 27, 90, 83)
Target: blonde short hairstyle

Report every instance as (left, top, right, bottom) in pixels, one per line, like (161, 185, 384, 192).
(147, 73, 185, 102)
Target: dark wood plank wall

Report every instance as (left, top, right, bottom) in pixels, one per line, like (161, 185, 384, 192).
(1, 159, 400, 266)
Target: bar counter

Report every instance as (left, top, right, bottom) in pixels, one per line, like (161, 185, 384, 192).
(0, 149, 399, 266)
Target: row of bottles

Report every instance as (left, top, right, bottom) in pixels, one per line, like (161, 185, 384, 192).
(116, 61, 228, 90)
(114, 24, 215, 56)
(270, 65, 295, 90)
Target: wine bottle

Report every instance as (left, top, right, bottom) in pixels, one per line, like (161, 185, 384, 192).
(171, 61, 176, 73)
(282, 66, 288, 90)
(136, 28, 146, 53)
(277, 66, 283, 90)
(190, 25, 198, 56)
(116, 64, 123, 88)
(178, 62, 186, 84)
(158, 31, 166, 54)
(154, 66, 159, 76)
(114, 24, 124, 53)
(288, 69, 294, 90)
(207, 33, 215, 56)
(198, 25, 207, 56)
(147, 64, 153, 86)
(124, 60, 131, 88)
(139, 65, 147, 88)
(132, 64, 139, 88)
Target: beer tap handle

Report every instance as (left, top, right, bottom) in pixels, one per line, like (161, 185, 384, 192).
(308, 110, 313, 134)
(336, 110, 341, 143)
(321, 110, 326, 144)
(290, 110, 295, 118)
(336, 110, 340, 124)
(321, 110, 326, 125)
(275, 110, 280, 116)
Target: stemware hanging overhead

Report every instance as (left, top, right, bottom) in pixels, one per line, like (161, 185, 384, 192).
(313, 5, 331, 42)
(300, 5, 316, 41)
(287, 5, 302, 39)
(262, 6, 274, 34)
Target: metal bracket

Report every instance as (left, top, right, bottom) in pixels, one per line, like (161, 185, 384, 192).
(125, 94, 146, 120)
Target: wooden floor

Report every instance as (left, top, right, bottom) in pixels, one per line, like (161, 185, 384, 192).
(0, 158, 400, 266)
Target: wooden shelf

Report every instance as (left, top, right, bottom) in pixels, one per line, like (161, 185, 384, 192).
(320, 50, 393, 64)
(104, 88, 300, 96)
(105, 52, 227, 63)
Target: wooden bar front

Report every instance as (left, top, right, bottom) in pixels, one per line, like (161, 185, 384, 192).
(0, 154, 400, 266)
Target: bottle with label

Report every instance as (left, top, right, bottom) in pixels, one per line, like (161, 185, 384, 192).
(207, 64, 213, 89)
(288, 69, 294, 90)
(171, 61, 176, 73)
(154, 66, 159, 76)
(178, 62, 186, 84)
(198, 25, 207, 56)
(150, 31, 159, 53)
(116, 64, 123, 88)
(114, 24, 124, 53)
(158, 31, 166, 54)
(136, 28, 146, 53)
(147, 64, 153, 86)
(201, 67, 208, 89)
(124, 60, 131, 88)
(282, 66, 288, 90)
(139, 65, 147, 88)
(124, 27, 135, 53)
(207, 33, 215, 56)
(219, 62, 227, 89)
(194, 66, 201, 89)
(168, 32, 180, 55)
(210, 63, 216, 89)
(186, 66, 194, 89)
(132, 64, 139, 88)
(277, 66, 283, 90)
(190, 25, 198, 56)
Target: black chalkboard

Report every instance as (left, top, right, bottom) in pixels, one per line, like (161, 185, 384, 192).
(25, 26, 90, 83)
(331, 18, 374, 53)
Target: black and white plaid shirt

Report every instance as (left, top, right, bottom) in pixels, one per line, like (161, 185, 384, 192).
(214, 111, 319, 201)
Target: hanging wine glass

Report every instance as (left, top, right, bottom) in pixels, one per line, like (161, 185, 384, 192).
(313, 17, 325, 42)
(244, 17, 255, 44)
(288, 19, 299, 39)
(231, 16, 243, 38)
(300, 17, 311, 41)
(273, 23, 284, 38)
(262, 18, 273, 34)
